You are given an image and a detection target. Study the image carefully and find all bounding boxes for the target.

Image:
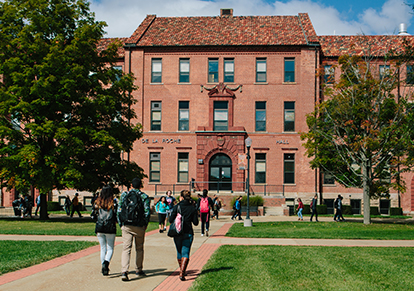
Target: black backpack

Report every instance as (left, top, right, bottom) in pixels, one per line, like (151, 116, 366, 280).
(95, 208, 117, 233)
(118, 190, 144, 226)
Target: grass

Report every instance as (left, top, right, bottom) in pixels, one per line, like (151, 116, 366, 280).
(226, 221, 414, 240)
(0, 240, 97, 275)
(0, 218, 159, 236)
(190, 245, 414, 291)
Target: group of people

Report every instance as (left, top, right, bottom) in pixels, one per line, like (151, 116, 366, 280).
(296, 194, 345, 222)
(13, 195, 34, 218)
(92, 177, 204, 282)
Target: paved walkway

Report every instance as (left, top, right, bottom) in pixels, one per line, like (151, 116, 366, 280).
(1, 216, 414, 291)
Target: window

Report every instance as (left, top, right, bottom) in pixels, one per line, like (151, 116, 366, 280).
(151, 101, 161, 131)
(178, 101, 189, 131)
(214, 101, 228, 131)
(224, 58, 234, 83)
(151, 58, 162, 83)
(324, 65, 334, 84)
(379, 199, 390, 215)
(255, 101, 266, 131)
(179, 59, 190, 83)
(379, 65, 390, 80)
(323, 172, 335, 185)
(284, 153, 295, 184)
(113, 66, 122, 82)
(284, 101, 295, 132)
(407, 65, 414, 85)
(255, 153, 266, 183)
(150, 152, 160, 182)
(178, 153, 189, 183)
(208, 58, 219, 83)
(284, 58, 295, 82)
(256, 58, 267, 82)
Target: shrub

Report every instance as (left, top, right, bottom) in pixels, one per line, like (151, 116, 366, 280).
(342, 205, 353, 215)
(317, 204, 327, 214)
(390, 207, 403, 216)
(230, 196, 264, 208)
(370, 206, 380, 216)
(47, 201, 62, 211)
(303, 204, 311, 214)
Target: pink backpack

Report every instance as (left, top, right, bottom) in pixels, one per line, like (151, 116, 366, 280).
(200, 197, 209, 213)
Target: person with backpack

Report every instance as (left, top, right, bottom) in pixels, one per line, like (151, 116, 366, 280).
(334, 195, 345, 222)
(155, 196, 168, 233)
(212, 195, 222, 220)
(197, 189, 214, 237)
(169, 189, 199, 281)
(94, 185, 118, 276)
(117, 177, 151, 282)
(231, 196, 242, 220)
(70, 193, 83, 218)
(34, 195, 41, 216)
(310, 194, 319, 222)
(164, 190, 176, 231)
(296, 198, 304, 221)
(64, 195, 71, 216)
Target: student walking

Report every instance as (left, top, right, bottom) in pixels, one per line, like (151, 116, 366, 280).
(117, 177, 151, 282)
(170, 190, 199, 281)
(334, 195, 345, 222)
(310, 194, 318, 222)
(34, 195, 41, 216)
(70, 193, 82, 218)
(155, 196, 168, 233)
(165, 190, 176, 231)
(64, 195, 71, 216)
(94, 185, 117, 276)
(231, 196, 242, 220)
(197, 189, 214, 236)
(296, 198, 304, 221)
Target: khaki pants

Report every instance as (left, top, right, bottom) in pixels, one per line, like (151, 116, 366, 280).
(121, 225, 146, 273)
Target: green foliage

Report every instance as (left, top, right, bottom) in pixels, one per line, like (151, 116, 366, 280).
(230, 195, 264, 207)
(390, 207, 403, 216)
(303, 204, 311, 214)
(0, 0, 144, 198)
(47, 201, 62, 211)
(316, 204, 327, 214)
(342, 204, 353, 215)
(370, 206, 380, 216)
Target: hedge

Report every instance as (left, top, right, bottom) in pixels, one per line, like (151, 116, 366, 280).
(230, 196, 264, 208)
(302, 204, 327, 214)
(47, 201, 62, 211)
(390, 207, 403, 216)
(370, 206, 380, 216)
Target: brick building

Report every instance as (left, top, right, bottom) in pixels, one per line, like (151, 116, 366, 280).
(2, 10, 414, 216)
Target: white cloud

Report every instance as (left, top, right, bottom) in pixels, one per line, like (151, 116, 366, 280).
(89, 0, 413, 37)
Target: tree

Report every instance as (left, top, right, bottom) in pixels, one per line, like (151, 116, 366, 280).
(0, 0, 144, 219)
(301, 51, 414, 225)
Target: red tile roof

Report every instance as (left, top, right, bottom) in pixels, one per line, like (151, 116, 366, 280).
(97, 37, 128, 57)
(319, 35, 414, 57)
(126, 13, 317, 47)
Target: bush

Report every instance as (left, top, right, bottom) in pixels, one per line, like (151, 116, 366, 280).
(370, 206, 380, 216)
(390, 207, 403, 216)
(230, 196, 264, 208)
(317, 204, 327, 214)
(47, 201, 62, 211)
(342, 205, 353, 215)
(303, 204, 311, 214)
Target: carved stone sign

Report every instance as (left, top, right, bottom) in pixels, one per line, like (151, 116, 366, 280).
(141, 138, 181, 144)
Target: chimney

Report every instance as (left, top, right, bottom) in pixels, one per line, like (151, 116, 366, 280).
(220, 8, 233, 17)
(398, 23, 410, 35)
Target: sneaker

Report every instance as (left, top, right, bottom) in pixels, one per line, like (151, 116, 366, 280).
(163, 227, 167, 231)
(136, 270, 147, 277)
(201, 233, 204, 236)
(206, 230, 209, 237)
(121, 272, 129, 281)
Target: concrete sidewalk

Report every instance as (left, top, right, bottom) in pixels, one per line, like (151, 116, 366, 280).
(1, 216, 414, 291)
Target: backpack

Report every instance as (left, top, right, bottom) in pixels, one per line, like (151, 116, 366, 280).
(200, 197, 209, 213)
(118, 190, 144, 226)
(334, 199, 339, 209)
(95, 208, 116, 233)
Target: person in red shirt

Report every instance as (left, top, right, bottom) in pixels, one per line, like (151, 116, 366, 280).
(297, 198, 304, 221)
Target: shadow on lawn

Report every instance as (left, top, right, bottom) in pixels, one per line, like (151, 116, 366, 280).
(199, 266, 233, 275)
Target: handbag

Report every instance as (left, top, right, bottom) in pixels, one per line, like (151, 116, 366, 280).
(167, 205, 184, 237)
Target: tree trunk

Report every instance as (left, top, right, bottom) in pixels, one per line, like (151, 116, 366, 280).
(362, 163, 371, 225)
(39, 193, 49, 220)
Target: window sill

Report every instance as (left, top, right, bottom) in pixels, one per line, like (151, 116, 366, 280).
(323, 184, 336, 187)
(150, 82, 164, 85)
(178, 83, 191, 85)
(283, 82, 296, 85)
(283, 183, 296, 186)
(254, 82, 268, 85)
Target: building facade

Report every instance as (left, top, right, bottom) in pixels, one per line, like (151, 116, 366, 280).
(2, 10, 414, 216)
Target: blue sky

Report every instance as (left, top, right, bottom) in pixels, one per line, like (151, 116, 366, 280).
(89, 0, 413, 37)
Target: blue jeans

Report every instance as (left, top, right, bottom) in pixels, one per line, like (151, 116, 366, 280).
(297, 208, 303, 219)
(173, 233, 194, 259)
(97, 233, 116, 264)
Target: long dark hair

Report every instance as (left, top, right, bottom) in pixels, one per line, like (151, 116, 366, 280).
(95, 185, 114, 210)
(157, 196, 166, 205)
(181, 189, 192, 201)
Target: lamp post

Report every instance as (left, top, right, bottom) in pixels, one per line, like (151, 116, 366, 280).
(244, 137, 252, 227)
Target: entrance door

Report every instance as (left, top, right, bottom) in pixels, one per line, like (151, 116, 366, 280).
(209, 154, 232, 191)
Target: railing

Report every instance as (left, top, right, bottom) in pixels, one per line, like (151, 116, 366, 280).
(153, 181, 284, 196)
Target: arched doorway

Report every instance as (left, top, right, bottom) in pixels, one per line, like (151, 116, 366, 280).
(209, 153, 232, 191)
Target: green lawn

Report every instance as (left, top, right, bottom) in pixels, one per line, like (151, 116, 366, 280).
(190, 245, 414, 291)
(0, 240, 97, 275)
(226, 221, 414, 240)
(0, 218, 158, 236)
